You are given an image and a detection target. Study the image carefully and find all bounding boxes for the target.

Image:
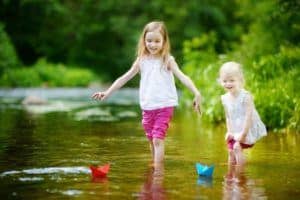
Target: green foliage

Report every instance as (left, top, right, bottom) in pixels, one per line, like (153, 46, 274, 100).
(0, 23, 19, 75)
(248, 46, 300, 131)
(0, 59, 97, 87)
(238, 0, 300, 63)
(0, 67, 41, 87)
(0, 0, 241, 79)
(181, 33, 226, 123)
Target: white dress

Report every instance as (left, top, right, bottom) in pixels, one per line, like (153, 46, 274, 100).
(139, 56, 178, 110)
(221, 89, 267, 145)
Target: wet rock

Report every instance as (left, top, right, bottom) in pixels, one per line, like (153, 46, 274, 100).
(116, 111, 138, 118)
(22, 96, 48, 105)
(74, 108, 118, 122)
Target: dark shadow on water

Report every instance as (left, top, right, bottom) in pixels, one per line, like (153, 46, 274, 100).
(137, 164, 166, 200)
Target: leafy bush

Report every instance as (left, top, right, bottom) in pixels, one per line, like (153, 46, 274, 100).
(0, 58, 98, 87)
(248, 46, 300, 131)
(0, 23, 20, 75)
(180, 33, 226, 123)
(0, 67, 41, 87)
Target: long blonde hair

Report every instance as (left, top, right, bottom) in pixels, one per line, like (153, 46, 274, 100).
(136, 21, 171, 66)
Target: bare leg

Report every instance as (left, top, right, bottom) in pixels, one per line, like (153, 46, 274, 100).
(152, 138, 165, 167)
(153, 162, 164, 177)
(149, 140, 154, 166)
(233, 143, 245, 166)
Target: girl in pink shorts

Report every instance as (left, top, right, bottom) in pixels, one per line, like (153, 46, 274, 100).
(142, 107, 174, 141)
(92, 21, 202, 168)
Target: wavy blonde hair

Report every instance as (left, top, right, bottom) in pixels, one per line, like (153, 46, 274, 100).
(136, 21, 171, 66)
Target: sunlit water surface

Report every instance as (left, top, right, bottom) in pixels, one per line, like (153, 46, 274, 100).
(0, 88, 299, 199)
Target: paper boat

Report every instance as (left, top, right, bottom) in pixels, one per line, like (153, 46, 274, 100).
(90, 163, 110, 178)
(195, 163, 214, 177)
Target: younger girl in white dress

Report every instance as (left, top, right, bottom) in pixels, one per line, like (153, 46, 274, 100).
(219, 61, 267, 165)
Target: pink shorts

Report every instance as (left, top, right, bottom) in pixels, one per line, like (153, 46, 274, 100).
(142, 107, 174, 140)
(227, 139, 254, 150)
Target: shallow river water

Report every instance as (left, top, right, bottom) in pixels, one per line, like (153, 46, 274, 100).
(0, 88, 299, 199)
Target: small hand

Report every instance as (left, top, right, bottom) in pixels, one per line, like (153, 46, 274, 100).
(91, 91, 108, 101)
(225, 132, 234, 141)
(193, 94, 202, 115)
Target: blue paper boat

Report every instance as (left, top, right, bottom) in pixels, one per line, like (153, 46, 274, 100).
(195, 163, 214, 177)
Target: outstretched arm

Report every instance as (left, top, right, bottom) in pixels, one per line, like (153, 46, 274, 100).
(169, 58, 202, 114)
(92, 59, 140, 100)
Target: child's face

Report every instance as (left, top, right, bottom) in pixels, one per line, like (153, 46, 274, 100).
(220, 73, 242, 95)
(145, 31, 164, 56)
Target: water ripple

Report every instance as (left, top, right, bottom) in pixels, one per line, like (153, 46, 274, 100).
(1, 166, 90, 177)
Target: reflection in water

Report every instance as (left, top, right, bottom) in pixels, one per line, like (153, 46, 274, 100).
(0, 166, 90, 176)
(222, 164, 266, 200)
(138, 164, 165, 200)
(91, 176, 109, 183)
(197, 176, 213, 187)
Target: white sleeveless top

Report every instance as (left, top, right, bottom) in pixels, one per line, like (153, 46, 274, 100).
(139, 56, 178, 110)
(221, 89, 267, 145)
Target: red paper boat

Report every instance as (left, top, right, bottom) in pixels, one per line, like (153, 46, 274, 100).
(90, 163, 110, 178)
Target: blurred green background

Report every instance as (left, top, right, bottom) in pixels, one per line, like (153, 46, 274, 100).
(0, 0, 299, 131)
